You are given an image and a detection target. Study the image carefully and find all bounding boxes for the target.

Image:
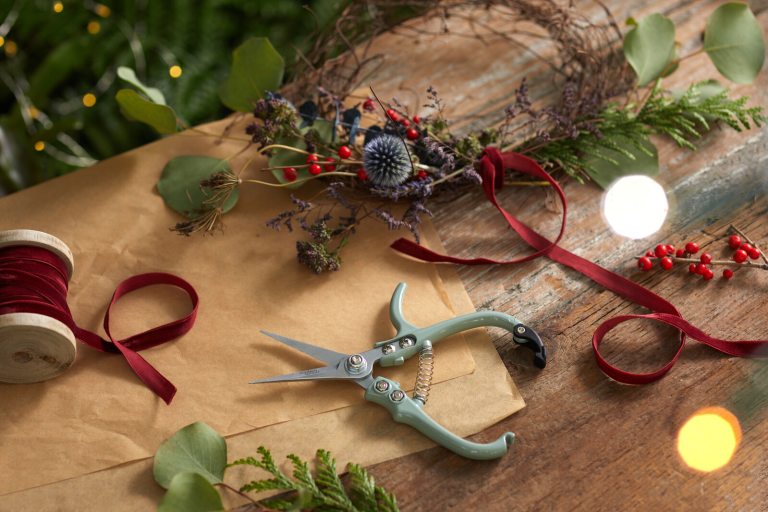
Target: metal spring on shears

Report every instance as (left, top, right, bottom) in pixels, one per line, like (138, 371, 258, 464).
(413, 340, 434, 404)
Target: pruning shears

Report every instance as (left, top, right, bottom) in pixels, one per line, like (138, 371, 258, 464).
(250, 282, 546, 460)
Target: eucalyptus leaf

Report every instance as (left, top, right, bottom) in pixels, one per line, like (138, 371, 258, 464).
(157, 156, 239, 217)
(584, 135, 659, 189)
(154, 422, 227, 489)
(704, 3, 765, 84)
(623, 13, 676, 86)
(218, 37, 285, 112)
(116, 89, 178, 135)
(157, 472, 223, 512)
(116, 67, 167, 105)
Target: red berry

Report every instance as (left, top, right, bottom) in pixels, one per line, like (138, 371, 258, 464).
(660, 257, 673, 270)
(739, 242, 753, 252)
(666, 244, 676, 255)
(645, 250, 654, 257)
(306, 154, 318, 164)
(748, 248, 761, 260)
(406, 128, 419, 140)
(357, 168, 368, 181)
(323, 157, 336, 172)
(684, 242, 699, 254)
(723, 269, 734, 280)
(412, 115, 421, 124)
(363, 99, 375, 112)
(700, 253, 712, 264)
(337, 145, 351, 159)
(654, 244, 668, 258)
(308, 163, 322, 175)
(688, 263, 697, 274)
(733, 249, 748, 263)
(386, 108, 400, 122)
(728, 235, 742, 249)
(638, 256, 653, 271)
(675, 248, 685, 258)
(702, 269, 714, 281)
(399, 118, 410, 128)
(282, 167, 297, 182)
(696, 263, 708, 275)
(417, 170, 428, 180)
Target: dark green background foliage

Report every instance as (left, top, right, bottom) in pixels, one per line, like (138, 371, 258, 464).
(0, 0, 346, 194)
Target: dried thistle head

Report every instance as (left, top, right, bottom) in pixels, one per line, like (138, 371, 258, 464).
(172, 207, 224, 236)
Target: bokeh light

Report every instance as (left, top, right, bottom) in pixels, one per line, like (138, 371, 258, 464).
(53, 2, 63, 13)
(0, 36, 5, 48)
(33, 141, 45, 152)
(4, 40, 17, 57)
(87, 21, 101, 35)
(677, 407, 741, 472)
(169, 65, 183, 78)
(82, 93, 97, 107)
(602, 175, 668, 239)
(95, 4, 111, 18)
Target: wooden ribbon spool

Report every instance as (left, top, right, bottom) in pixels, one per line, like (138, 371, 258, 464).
(0, 229, 77, 383)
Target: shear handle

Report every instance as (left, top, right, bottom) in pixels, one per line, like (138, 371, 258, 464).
(377, 283, 546, 368)
(365, 377, 514, 460)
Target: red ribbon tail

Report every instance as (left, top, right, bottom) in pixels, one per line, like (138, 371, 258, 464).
(113, 341, 177, 404)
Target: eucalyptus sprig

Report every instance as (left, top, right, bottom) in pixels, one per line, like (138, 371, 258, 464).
(153, 422, 399, 512)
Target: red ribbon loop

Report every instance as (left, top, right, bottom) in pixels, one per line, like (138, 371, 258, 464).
(0, 246, 198, 403)
(392, 147, 768, 383)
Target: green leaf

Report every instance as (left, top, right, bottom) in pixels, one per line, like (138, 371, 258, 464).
(623, 13, 676, 86)
(670, 79, 727, 104)
(156, 156, 239, 216)
(116, 89, 178, 135)
(157, 472, 223, 512)
(153, 422, 227, 489)
(583, 135, 659, 189)
(269, 121, 333, 188)
(116, 67, 167, 105)
(704, 3, 765, 84)
(218, 37, 285, 112)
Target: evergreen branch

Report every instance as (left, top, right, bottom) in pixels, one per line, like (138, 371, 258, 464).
(520, 81, 765, 179)
(230, 447, 399, 512)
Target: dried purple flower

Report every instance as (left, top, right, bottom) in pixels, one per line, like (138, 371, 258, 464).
(296, 241, 340, 274)
(363, 134, 412, 187)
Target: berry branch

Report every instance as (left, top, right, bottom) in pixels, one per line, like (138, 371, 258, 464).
(633, 228, 767, 281)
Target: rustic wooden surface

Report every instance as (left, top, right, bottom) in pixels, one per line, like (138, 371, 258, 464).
(356, 1, 768, 510)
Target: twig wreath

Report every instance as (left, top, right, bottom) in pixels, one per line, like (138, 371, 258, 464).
(116, 1, 766, 274)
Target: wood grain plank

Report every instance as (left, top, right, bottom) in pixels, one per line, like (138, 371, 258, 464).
(356, 0, 768, 509)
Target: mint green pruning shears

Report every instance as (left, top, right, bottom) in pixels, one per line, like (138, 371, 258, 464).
(250, 282, 546, 460)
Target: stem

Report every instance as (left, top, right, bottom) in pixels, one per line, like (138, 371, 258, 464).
(244, 171, 357, 188)
(633, 255, 768, 270)
(184, 126, 252, 142)
(215, 482, 259, 506)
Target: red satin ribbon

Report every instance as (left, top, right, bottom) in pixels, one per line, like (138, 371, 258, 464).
(0, 245, 198, 403)
(392, 147, 768, 383)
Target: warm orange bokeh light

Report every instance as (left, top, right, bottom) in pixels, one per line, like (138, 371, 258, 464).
(677, 407, 741, 472)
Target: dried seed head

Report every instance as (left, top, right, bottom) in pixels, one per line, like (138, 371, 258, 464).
(363, 134, 411, 187)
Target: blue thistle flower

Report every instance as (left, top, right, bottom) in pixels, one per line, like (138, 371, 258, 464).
(363, 134, 411, 187)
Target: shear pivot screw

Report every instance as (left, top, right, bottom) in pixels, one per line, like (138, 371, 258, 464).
(382, 344, 395, 355)
(516, 326, 526, 335)
(375, 380, 390, 392)
(399, 336, 415, 348)
(345, 354, 367, 374)
(390, 390, 405, 402)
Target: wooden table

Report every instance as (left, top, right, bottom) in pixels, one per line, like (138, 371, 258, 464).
(358, 1, 768, 509)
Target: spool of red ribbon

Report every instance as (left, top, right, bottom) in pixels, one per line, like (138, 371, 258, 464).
(392, 148, 768, 382)
(0, 229, 198, 404)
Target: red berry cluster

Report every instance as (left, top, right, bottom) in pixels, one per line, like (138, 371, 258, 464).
(635, 231, 764, 282)
(281, 145, 361, 183)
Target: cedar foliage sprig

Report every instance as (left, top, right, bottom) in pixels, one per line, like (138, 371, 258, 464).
(230, 447, 399, 512)
(524, 80, 765, 180)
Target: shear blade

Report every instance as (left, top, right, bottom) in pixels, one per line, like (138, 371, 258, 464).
(259, 329, 347, 366)
(249, 365, 345, 384)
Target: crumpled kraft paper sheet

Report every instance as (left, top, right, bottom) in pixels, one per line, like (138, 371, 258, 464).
(0, 119, 476, 495)
(0, 221, 525, 510)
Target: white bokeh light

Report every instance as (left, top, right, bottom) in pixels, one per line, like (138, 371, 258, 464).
(601, 175, 668, 239)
